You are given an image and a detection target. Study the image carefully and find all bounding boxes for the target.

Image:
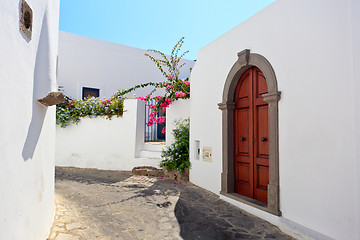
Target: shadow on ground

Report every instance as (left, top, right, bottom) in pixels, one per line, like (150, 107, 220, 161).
(174, 185, 293, 240)
(55, 166, 181, 207)
(55, 167, 293, 240)
(56, 167, 132, 185)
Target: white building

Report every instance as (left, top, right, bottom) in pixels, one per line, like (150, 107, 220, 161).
(189, 0, 360, 239)
(57, 31, 194, 100)
(0, 0, 59, 239)
(56, 33, 193, 171)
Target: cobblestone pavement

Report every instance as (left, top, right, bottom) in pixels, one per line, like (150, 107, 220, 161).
(48, 167, 294, 240)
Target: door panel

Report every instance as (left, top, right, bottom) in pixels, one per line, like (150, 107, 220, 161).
(235, 161, 252, 198)
(234, 68, 253, 198)
(256, 105, 269, 157)
(254, 163, 269, 203)
(236, 109, 249, 154)
(238, 73, 250, 100)
(256, 165, 269, 190)
(256, 69, 267, 97)
(234, 67, 269, 204)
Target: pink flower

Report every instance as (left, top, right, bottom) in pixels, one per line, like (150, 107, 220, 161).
(135, 96, 146, 101)
(166, 86, 174, 91)
(182, 81, 190, 85)
(175, 91, 186, 98)
(148, 105, 156, 109)
(159, 98, 173, 109)
(147, 117, 154, 126)
(68, 100, 73, 106)
(162, 127, 166, 134)
(155, 116, 166, 124)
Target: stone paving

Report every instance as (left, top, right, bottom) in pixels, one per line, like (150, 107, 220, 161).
(48, 167, 294, 240)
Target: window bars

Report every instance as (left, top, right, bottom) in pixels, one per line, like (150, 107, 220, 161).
(145, 100, 166, 142)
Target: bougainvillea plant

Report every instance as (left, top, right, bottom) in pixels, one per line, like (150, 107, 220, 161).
(56, 37, 190, 129)
(56, 95, 124, 128)
(113, 37, 191, 133)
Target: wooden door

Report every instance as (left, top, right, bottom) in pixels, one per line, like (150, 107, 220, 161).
(234, 67, 269, 203)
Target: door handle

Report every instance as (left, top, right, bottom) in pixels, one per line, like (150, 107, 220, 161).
(240, 137, 245, 141)
(261, 137, 267, 142)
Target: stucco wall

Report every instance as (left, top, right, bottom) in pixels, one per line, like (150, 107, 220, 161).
(56, 99, 162, 170)
(190, 0, 359, 239)
(0, 0, 59, 239)
(351, 0, 360, 238)
(58, 31, 195, 100)
(56, 99, 190, 170)
(166, 99, 190, 145)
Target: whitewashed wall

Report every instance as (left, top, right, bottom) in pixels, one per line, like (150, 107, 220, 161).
(0, 0, 59, 239)
(56, 99, 162, 170)
(190, 0, 359, 239)
(351, 1, 360, 238)
(58, 31, 195, 100)
(166, 99, 190, 145)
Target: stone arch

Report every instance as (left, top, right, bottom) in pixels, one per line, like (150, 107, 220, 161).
(218, 49, 281, 215)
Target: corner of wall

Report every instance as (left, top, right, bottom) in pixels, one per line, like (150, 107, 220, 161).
(134, 100, 145, 158)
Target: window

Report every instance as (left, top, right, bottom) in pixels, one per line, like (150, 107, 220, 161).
(144, 100, 166, 142)
(82, 87, 99, 100)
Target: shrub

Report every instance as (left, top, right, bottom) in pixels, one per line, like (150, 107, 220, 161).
(56, 96, 124, 128)
(160, 118, 190, 173)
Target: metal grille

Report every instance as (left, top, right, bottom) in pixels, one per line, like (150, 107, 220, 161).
(145, 101, 166, 142)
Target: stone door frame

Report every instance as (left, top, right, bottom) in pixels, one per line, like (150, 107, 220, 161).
(218, 49, 281, 215)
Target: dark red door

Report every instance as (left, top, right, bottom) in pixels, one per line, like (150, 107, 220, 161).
(234, 67, 269, 203)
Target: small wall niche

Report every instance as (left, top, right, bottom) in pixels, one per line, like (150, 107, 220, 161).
(20, 0, 33, 41)
(194, 140, 200, 160)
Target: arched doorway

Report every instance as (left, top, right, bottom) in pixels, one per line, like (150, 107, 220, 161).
(234, 66, 269, 204)
(218, 50, 281, 215)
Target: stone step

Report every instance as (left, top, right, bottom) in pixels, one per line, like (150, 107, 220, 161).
(142, 143, 166, 152)
(138, 150, 162, 159)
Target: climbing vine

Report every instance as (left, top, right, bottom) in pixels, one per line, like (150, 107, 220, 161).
(114, 37, 191, 133)
(56, 37, 190, 130)
(56, 95, 124, 128)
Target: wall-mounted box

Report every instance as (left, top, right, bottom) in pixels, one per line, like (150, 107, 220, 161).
(202, 146, 212, 162)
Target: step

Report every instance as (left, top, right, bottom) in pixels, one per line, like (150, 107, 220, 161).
(143, 143, 166, 152)
(138, 150, 162, 159)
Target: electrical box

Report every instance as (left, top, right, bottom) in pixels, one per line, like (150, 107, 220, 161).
(202, 146, 212, 162)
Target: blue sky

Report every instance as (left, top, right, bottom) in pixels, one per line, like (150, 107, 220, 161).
(59, 0, 276, 60)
